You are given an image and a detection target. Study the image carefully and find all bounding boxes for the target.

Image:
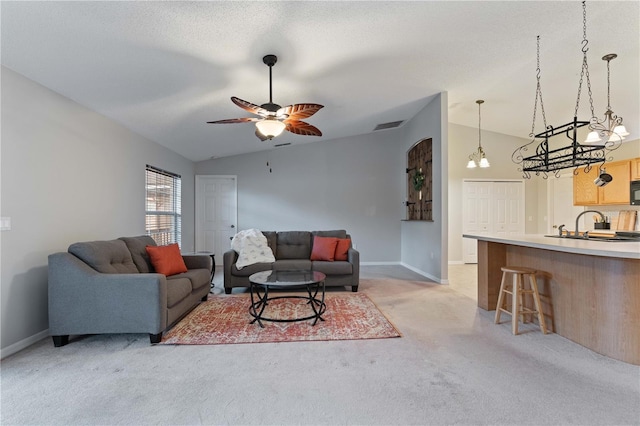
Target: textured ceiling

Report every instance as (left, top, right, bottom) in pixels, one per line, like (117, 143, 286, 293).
(2, 1, 638, 162)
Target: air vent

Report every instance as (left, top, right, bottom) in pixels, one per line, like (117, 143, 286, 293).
(373, 120, 404, 131)
(274, 142, 291, 147)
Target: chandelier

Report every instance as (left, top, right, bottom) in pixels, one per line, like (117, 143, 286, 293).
(511, 1, 622, 178)
(584, 53, 629, 145)
(467, 100, 490, 168)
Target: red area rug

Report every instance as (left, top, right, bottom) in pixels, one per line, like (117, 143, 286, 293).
(160, 292, 401, 345)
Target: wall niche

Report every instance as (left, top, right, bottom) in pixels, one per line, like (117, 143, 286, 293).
(405, 138, 432, 221)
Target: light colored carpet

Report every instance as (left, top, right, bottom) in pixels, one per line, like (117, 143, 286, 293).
(1, 265, 639, 425)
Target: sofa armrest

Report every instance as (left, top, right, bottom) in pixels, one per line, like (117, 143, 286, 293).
(223, 249, 238, 279)
(348, 247, 360, 283)
(182, 254, 212, 272)
(48, 252, 168, 335)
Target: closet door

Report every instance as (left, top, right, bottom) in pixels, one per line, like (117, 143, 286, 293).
(462, 181, 492, 264)
(493, 182, 525, 237)
(462, 181, 525, 263)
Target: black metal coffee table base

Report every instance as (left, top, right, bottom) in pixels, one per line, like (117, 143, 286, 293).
(249, 272, 326, 328)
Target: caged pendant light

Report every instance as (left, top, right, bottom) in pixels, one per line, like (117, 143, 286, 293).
(467, 100, 490, 169)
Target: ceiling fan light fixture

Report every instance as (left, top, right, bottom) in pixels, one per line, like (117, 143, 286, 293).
(256, 119, 286, 139)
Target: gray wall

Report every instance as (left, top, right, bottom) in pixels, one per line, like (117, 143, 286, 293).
(400, 93, 449, 283)
(195, 127, 404, 263)
(0, 67, 196, 355)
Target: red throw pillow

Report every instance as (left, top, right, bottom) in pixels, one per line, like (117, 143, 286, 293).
(145, 243, 188, 276)
(334, 238, 351, 261)
(310, 236, 339, 261)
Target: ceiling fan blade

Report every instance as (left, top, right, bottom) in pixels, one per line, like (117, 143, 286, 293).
(255, 129, 269, 141)
(285, 120, 323, 137)
(207, 117, 260, 124)
(231, 97, 270, 117)
(277, 103, 324, 120)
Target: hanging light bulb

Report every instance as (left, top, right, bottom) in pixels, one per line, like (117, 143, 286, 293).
(466, 100, 490, 169)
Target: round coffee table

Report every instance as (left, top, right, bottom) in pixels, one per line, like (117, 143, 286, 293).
(248, 270, 327, 328)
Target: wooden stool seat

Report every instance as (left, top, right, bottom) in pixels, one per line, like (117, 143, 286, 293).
(495, 266, 547, 335)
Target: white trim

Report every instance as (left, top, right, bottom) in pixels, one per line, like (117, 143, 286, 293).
(1, 329, 49, 360)
(400, 262, 449, 284)
(360, 261, 401, 266)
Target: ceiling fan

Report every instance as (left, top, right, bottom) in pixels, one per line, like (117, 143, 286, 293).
(207, 54, 324, 141)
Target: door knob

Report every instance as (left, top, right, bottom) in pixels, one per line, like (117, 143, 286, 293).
(231, 224, 235, 228)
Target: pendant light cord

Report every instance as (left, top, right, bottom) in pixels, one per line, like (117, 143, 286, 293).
(478, 101, 482, 149)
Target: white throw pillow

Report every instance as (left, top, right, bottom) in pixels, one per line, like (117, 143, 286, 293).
(231, 229, 275, 270)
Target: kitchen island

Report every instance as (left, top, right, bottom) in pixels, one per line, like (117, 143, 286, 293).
(463, 233, 640, 365)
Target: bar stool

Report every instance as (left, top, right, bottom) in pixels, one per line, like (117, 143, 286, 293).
(495, 266, 547, 335)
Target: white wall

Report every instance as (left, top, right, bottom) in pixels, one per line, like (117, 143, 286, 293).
(448, 123, 542, 263)
(195, 129, 404, 262)
(400, 93, 449, 283)
(0, 67, 196, 355)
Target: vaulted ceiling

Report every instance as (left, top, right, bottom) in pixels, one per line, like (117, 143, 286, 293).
(2, 1, 638, 162)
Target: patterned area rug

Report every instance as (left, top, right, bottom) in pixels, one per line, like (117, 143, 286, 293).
(160, 292, 401, 345)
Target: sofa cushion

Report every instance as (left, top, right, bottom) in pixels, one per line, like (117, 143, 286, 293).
(312, 230, 348, 239)
(231, 262, 273, 277)
(166, 276, 192, 308)
(68, 240, 138, 274)
(334, 238, 351, 261)
(119, 235, 157, 273)
(177, 269, 211, 291)
(262, 231, 277, 253)
(146, 244, 188, 276)
(274, 259, 312, 270)
(276, 231, 311, 259)
(312, 261, 353, 275)
(310, 236, 339, 261)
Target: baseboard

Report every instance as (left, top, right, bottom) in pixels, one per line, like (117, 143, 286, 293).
(400, 262, 449, 285)
(360, 261, 401, 266)
(1, 329, 49, 360)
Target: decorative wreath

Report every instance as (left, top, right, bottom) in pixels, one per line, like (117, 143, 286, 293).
(412, 171, 425, 192)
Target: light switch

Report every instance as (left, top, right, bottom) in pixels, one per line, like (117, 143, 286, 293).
(1, 217, 11, 231)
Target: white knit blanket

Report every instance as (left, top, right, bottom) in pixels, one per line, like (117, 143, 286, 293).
(231, 229, 275, 270)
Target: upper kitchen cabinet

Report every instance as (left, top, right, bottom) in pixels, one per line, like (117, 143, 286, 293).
(573, 159, 631, 205)
(632, 157, 640, 180)
(573, 165, 599, 205)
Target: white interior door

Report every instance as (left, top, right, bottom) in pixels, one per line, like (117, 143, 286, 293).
(195, 175, 237, 259)
(462, 181, 492, 263)
(493, 181, 525, 236)
(462, 180, 525, 263)
(547, 174, 584, 235)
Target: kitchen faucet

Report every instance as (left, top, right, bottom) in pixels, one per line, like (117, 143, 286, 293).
(574, 210, 605, 238)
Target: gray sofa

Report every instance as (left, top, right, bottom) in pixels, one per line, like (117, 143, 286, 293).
(223, 230, 359, 294)
(48, 235, 212, 346)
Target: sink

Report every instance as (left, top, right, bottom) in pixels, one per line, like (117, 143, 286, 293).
(544, 234, 640, 242)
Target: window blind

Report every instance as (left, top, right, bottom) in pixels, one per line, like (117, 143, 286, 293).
(145, 165, 182, 247)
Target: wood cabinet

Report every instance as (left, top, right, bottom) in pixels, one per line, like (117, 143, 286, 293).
(573, 166, 600, 205)
(573, 159, 631, 205)
(632, 157, 640, 180)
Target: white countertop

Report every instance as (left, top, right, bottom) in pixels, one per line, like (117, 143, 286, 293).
(462, 233, 640, 260)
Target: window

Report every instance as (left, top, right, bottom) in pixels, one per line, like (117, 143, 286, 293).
(145, 165, 181, 247)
